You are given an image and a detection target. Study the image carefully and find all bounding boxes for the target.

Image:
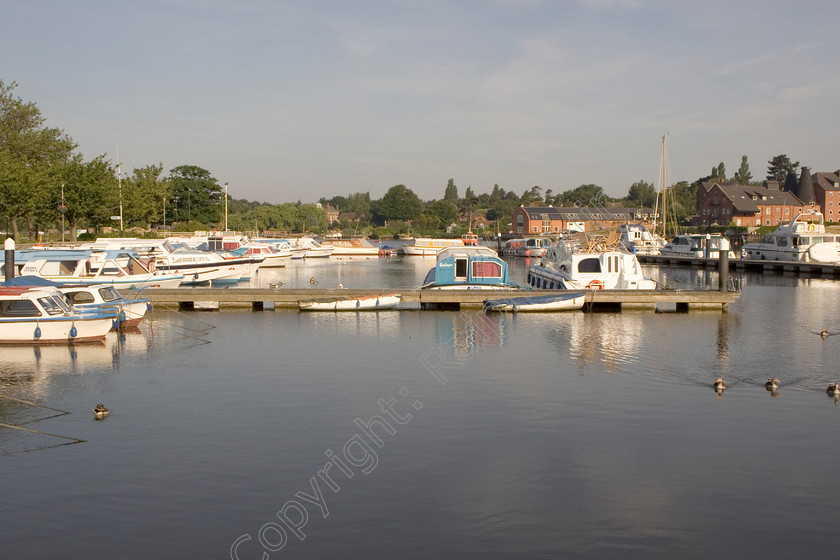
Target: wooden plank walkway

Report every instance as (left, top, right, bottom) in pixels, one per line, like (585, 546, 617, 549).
(146, 287, 739, 311)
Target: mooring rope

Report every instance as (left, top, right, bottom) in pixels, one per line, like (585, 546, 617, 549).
(0, 422, 86, 443)
(0, 394, 71, 414)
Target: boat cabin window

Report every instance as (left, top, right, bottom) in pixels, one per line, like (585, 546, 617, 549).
(777, 237, 788, 247)
(578, 258, 601, 273)
(98, 287, 122, 302)
(37, 297, 65, 316)
(0, 299, 41, 317)
(472, 261, 502, 278)
(455, 258, 468, 279)
(65, 291, 96, 304)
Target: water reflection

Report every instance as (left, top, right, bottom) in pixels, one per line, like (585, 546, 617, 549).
(566, 312, 645, 373)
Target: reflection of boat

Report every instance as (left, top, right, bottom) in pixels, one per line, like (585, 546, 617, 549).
(660, 234, 736, 259)
(501, 237, 553, 257)
(617, 224, 665, 255)
(0, 286, 117, 344)
(741, 210, 840, 263)
(298, 293, 402, 311)
(422, 246, 522, 290)
(528, 241, 657, 290)
(403, 237, 465, 256)
(13, 249, 183, 288)
(483, 291, 585, 312)
(319, 237, 380, 257)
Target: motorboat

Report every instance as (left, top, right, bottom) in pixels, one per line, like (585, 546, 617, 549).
(288, 237, 334, 259)
(298, 293, 402, 311)
(741, 210, 840, 263)
(659, 234, 736, 259)
(403, 237, 465, 256)
(83, 238, 250, 284)
(229, 243, 292, 268)
(0, 286, 118, 344)
(461, 231, 479, 246)
(501, 237, 553, 257)
(5, 276, 150, 328)
(483, 291, 586, 312)
(12, 249, 183, 288)
(527, 239, 657, 290)
(617, 224, 666, 255)
(318, 237, 380, 257)
(59, 284, 150, 328)
(422, 246, 522, 290)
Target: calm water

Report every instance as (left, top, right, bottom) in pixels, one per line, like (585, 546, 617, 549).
(3, 256, 840, 559)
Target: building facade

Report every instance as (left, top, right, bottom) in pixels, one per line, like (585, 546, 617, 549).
(511, 206, 656, 234)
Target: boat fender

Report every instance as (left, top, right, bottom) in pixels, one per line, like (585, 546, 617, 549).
(119, 309, 127, 324)
(34, 325, 42, 339)
(356, 299, 361, 308)
(70, 324, 77, 338)
(376, 298, 380, 307)
(112, 318, 120, 330)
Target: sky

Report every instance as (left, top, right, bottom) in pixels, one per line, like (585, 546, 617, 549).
(3, 0, 839, 204)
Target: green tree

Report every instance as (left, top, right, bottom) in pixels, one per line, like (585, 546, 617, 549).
(710, 162, 726, 183)
(767, 154, 799, 183)
(123, 164, 172, 227)
(169, 165, 222, 225)
(378, 184, 422, 222)
(59, 155, 118, 241)
(557, 184, 606, 207)
(425, 200, 458, 229)
(0, 80, 76, 240)
(444, 179, 458, 202)
(733, 155, 752, 185)
(626, 180, 657, 207)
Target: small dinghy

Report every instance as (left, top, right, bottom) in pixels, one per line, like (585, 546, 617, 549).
(298, 293, 402, 311)
(483, 291, 586, 312)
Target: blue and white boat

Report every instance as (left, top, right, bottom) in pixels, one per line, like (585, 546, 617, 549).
(10, 249, 183, 288)
(483, 291, 586, 312)
(0, 285, 118, 344)
(422, 246, 523, 290)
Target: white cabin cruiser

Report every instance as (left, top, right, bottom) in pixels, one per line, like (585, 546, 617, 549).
(741, 210, 840, 263)
(659, 234, 736, 259)
(528, 240, 657, 290)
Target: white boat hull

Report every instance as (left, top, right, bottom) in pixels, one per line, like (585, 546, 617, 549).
(483, 292, 586, 312)
(0, 314, 117, 344)
(299, 294, 402, 311)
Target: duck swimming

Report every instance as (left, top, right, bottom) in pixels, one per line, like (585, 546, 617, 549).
(93, 404, 109, 418)
(821, 328, 830, 338)
(713, 378, 727, 391)
(309, 276, 318, 285)
(827, 383, 840, 395)
(765, 378, 780, 390)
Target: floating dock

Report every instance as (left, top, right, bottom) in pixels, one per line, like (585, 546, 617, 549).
(146, 287, 739, 312)
(638, 254, 840, 277)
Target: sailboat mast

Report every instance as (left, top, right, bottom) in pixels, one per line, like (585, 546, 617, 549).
(661, 135, 668, 239)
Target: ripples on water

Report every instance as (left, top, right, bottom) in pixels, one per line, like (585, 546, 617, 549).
(3, 257, 840, 559)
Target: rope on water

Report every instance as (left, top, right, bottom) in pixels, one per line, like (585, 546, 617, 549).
(0, 394, 71, 414)
(0, 422, 86, 443)
(155, 304, 217, 329)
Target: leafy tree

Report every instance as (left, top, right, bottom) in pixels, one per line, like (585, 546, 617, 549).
(626, 180, 657, 207)
(0, 79, 76, 240)
(710, 162, 726, 183)
(59, 155, 118, 241)
(378, 184, 422, 222)
(557, 184, 607, 207)
(543, 188, 554, 206)
(444, 179, 458, 202)
(733, 155, 752, 185)
(123, 164, 172, 227)
(425, 200, 458, 229)
(767, 154, 799, 183)
(169, 165, 222, 224)
(529, 186, 543, 204)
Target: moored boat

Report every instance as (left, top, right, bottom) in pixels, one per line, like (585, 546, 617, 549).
(403, 237, 465, 256)
(659, 234, 736, 259)
(617, 224, 666, 255)
(0, 286, 118, 344)
(422, 246, 523, 290)
(318, 237, 380, 257)
(483, 291, 586, 312)
(528, 240, 657, 290)
(59, 284, 150, 328)
(501, 237, 553, 257)
(298, 293, 402, 311)
(741, 210, 840, 263)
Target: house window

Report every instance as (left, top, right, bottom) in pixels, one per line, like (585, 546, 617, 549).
(785, 208, 790, 214)
(765, 208, 770, 214)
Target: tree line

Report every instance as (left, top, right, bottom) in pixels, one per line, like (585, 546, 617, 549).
(1, 79, 806, 241)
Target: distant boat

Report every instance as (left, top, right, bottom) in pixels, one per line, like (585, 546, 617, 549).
(483, 291, 586, 312)
(318, 237, 380, 257)
(501, 237, 553, 258)
(660, 234, 736, 259)
(403, 237, 465, 256)
(298, 293, 402, 311)
(617, 224, 665, 255)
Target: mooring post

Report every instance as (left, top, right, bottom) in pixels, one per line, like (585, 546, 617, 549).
(4, 237, 14, 282)
(719, 246, 729, 292)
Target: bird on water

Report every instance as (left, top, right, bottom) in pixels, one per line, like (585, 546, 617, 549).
(765, 378, 780, 390)
(713, 378, 727, 391)
(93, 404, 109, 419)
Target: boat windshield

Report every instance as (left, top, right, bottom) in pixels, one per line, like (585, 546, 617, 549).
(98, 286, 122, 302)
(38, 296, 67, 315)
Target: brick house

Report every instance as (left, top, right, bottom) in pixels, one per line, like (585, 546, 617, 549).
(511, 206, 656, 234)
(694, 181, 805, 227)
